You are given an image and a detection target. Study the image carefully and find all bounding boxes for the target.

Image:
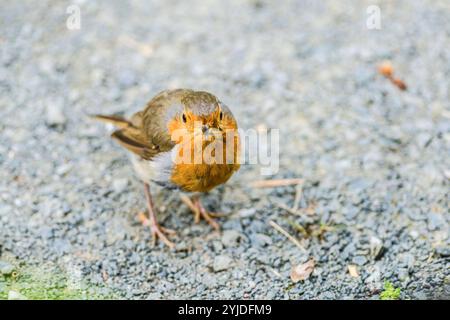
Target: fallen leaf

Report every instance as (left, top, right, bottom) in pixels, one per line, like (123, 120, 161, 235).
(392, 78, 407, 91)
(290, 259, 315, 283)
(378, 61, 393, 77)
(348, 265, 359, 278)
(377, 61, 407, 91)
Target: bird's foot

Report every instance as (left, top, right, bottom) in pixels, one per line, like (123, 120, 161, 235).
(180, 195, 221, 232)
(141, 183, 176, 249)
(138, 212, 176, 249)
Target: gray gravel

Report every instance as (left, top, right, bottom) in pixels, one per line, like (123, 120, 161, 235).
(1, 0, 449, 299)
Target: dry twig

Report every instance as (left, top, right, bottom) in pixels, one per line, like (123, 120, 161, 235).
(251, 178, 303, 188)
(269, 220, 306, 252)
(271, 199, 302, 216)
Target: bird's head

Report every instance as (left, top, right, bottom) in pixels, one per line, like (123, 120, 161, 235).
(165, 91, 240, 168)
(167, 91, 238, 143)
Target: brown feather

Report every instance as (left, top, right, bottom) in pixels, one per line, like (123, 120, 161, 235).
(93, 113, 159, 160)
(111, 129, 155, 160)
(91, 114, 133, 129)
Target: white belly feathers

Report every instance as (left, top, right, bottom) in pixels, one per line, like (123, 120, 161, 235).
(129, 149, 176, 189)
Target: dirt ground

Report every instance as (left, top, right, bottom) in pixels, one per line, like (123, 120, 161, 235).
(0, 0, 449, 299)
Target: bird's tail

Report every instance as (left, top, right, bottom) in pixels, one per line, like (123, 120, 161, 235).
(90, 114, 133, 129)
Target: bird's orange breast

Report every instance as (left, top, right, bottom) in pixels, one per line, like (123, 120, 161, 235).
(171, 162, 238, 192)
(169, 132, 240, 192)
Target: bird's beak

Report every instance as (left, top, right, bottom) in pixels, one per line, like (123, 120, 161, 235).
(203, 126, 222, 140)
(193, 125, 222, 140)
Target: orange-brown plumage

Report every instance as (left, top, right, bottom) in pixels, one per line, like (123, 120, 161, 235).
(167, 107, 240, 192)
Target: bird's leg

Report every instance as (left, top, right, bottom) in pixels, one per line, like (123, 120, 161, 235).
(180, 194, 220, 231)
(179, 194, 201, 223)
(138, 183, 175, 248)
(195, 197, 220, 232)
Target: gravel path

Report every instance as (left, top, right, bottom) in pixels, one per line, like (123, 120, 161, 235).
(1, 0, 449, 299)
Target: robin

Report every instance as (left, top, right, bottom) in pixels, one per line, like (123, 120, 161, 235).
(94, 89, 240, 248)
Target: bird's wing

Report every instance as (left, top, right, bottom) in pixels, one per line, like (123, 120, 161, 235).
(92, 113, 161, 160)
(94, 89, 191, 160)
(110, 128, 157, 160)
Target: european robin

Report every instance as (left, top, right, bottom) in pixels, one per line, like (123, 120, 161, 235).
(94, 89, 240, 248)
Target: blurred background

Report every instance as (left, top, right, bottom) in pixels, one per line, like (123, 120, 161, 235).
(0, 0, 449, 299)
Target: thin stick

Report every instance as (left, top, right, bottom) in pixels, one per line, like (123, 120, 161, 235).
(269, 220, 306, 252)
(292, 184, 303, 211)
(271, 199, 302, 216)
(251, 178, 303, 188)
(266, 267, 283, 278)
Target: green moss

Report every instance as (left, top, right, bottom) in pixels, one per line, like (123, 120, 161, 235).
(380, 281, 401, 300)
(0, 260, 120, 300)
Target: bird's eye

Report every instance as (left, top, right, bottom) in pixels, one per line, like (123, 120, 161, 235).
(182, 113, 187, 123)
(219, 111, 223, 120)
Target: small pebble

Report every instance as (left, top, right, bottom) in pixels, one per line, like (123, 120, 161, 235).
(250, 233, 272, 248)
(435, 246, 450, 257)
(238, 208, 256, 218)
(221, 230, 242, 247)
(370, 236, 384, 259)
(46, 103, 66, 127)
(8, 290, 28, 300)
(213, 255, 234, 272)
(0, 261, 14, 275)
(352, 256, 368, 266)
(112, 178, 129, 193)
